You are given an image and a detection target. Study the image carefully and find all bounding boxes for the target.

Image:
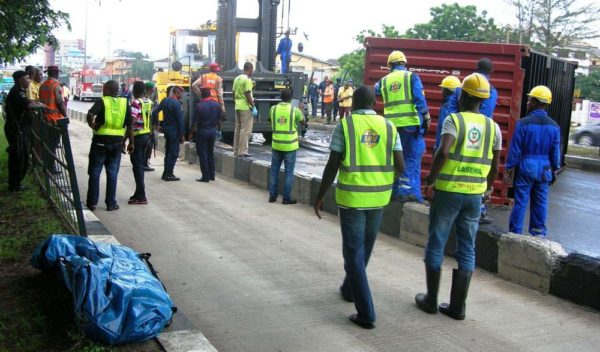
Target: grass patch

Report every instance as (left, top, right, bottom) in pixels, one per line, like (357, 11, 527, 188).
(0, 118, 161, 351)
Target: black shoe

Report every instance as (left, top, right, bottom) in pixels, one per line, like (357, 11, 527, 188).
(107, 204, 120, 211)
(348, 314, 375, 329)
(143, 165, 155, 172)
(339, 285, 353, 303)
(439, 269, 473, 320)
(415, 267, 441, 314)
(86, 203, 97, 211)
(196, 178, 209, 182)
(268, 196, 277, 203)
(164, 175, 180, 181)
(210, 176, 215, 181)
(282, 199, 297, 205)
(161, 171, 166, 180)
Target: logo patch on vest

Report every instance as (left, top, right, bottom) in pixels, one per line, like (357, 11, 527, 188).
(361, 129, 380, 148)
(389, 81, 402, 93)
(277, 115, 288, 125)
(466, 123, 483, 150)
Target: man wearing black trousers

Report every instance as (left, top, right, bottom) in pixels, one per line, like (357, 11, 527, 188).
(189, 88, 221, 182)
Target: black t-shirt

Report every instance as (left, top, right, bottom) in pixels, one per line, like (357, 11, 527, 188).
(5, 85, 31, 130)
(88, 98, 132, 144)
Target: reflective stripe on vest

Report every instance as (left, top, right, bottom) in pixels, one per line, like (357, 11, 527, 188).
(270, 103, 299, 152)
(134, 98, 152, 136)
(202, 72, 220, 102)
(336, 113, 397, 208)
(95, 96, 128, 136)
(381, 70, 419, 127)
(39, 79, 62, 122)
(435, 112, 495, 194)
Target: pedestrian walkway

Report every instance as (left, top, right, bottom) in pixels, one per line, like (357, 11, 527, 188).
(66, 119, 600, 352)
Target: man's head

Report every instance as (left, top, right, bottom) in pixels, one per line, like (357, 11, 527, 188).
(32, 68, 43, 83)
(25, 65, 34, 76)
(352, 85, 375, 111)
(103, 80, 120, 97)
(458, 73, 490, 112)
(526, 85, 552, 113)
(13, 71, 30, 90)
(323, 75, 329, 82)
(280, 88, 292, 102)
(144, 81, 155, 96)
(345, 79, 353, 87)
(243, 62, 254, 76)
(200, 87, 211, 99)
(44, 65, 60, 79)
(387, 50, 407, 68)
(439, 75, 461, 99)
(209, 62, 221, 72)
(132, 81, 145, 98)
(475, 58, 493, 76)
(171, 85, 184, 100)
(284, 29, 290, 37)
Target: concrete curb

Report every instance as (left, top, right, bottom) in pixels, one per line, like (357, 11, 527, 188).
(564, 155, 600, 173)
(68, 109, 218, 352)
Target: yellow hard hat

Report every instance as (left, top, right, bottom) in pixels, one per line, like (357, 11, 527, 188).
(387, 50, 407, 65)
(461, 73, 490, 99)
(439, 76, 461, 91)
(527, 85, 552, 104)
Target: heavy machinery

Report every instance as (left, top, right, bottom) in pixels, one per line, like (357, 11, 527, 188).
(161, 0, 306, 142)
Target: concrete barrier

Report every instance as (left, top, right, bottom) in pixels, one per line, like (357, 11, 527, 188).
(399, 202, 429, 247)
(550, 253, 600, 310)
(380, 201, 403, 238)
(498, 233, 567, 292)
(221, 153, 236, 178)
(234, 157, 252, 182)
(249, 160, 270, 190)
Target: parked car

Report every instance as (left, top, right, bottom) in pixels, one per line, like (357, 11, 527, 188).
(571, 123, 600, 146)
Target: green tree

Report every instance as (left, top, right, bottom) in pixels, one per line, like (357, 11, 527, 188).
(130, 59, 155, 80)
(0, 1, 70, 65)
(575, 70, 600, 101)
(404, 3, 506, 42)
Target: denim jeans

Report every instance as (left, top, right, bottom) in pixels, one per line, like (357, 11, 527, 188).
(269, 150, 297, 201)
(130, 133, 150, 199)
(310, 96, 318, 117)
(195, 128, 217, 180)
(87, 142, 122, 207)
(163, 129, 180, 175)
(339, 207, 384, 323)
(424, 190, 481, 272)
(394, 127, 425, 201)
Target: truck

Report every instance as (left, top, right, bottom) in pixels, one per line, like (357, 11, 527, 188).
(70, 69, 110, 101)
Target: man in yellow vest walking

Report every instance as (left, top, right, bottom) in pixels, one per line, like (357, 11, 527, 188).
(314, 86, 405, 329)
(86, 80, 134, 211)
(268, 88, 306, 204)
(375, 51, 430, 202)
(414, 73, 501, 320)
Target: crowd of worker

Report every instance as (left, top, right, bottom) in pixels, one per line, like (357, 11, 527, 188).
(3, 49, 561, 330)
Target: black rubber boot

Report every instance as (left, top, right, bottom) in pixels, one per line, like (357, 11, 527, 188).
(439, 269, 472, 320)
(415, 267, 441, 314)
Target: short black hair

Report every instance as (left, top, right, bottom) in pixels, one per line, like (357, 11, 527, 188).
(200, 87, 211, 99)
(280, 88, 292, 102)
(133, 81, 145, 97)
(25, 65, 34, 74)
(476, 58, 493, 75)
(104, 80, 119, 96)
(172, 85, 183, 94)
(352, 85, 375, 110)
(13, 70, 28, 81)
(243, 62, 253, 71)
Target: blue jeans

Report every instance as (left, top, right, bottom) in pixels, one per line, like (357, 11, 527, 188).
(195, 128, 217, 180)
(394, 127, 425, 201)
(269, 150, 297, 201)
(310, 96, 318, 117)
(339, 207, 384, 323)
(87, 142, 122, 207)
(163, 129, 180, 175)
(130, 133, 150, 199)
(425, 190, 481, 272)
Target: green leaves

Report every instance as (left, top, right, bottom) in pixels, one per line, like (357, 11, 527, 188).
(575, 71, 600, 101)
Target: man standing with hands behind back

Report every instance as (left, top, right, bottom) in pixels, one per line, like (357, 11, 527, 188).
(232, 62, 256, 158)
(152, 85, 185, 181)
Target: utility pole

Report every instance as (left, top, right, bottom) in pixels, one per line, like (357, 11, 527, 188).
(84, 0, 89, 68)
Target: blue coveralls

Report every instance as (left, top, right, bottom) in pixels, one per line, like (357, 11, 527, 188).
(375, 65, 429, 201)
(446, 73, 498, 216)
(277, 37, 293, 74)
(434, 95, 452, 151)
(506, 109, 561, 236)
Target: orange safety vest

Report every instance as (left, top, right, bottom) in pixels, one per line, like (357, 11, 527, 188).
(39, 78, 62, 123)
(201, 72, 220, 103)
(324, 85, 334, 104)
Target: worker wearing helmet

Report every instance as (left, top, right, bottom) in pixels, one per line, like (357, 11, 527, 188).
(435, 75, 461, 151)
(415, 73, 502, 321)
(277, 29, 293, 74)
(505, 85, 560, 237)
(375, 50, 430, 202)
(446, 58, 499, 224)
(192, 63, 225, 115)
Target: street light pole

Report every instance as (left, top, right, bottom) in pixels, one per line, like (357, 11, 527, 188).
(84, 0, 89, 69)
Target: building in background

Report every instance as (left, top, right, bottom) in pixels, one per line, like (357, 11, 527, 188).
(275, 52, 338, 81)
(103, 57, 135, 76)
(556, 42, 599, 75)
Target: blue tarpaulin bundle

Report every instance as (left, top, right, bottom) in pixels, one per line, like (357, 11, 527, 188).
(31, 234, 175, 345)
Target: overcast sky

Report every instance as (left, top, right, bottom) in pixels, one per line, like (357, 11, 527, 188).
(40, 0, 599, 65)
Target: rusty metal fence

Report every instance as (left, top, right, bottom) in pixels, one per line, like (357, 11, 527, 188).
(30, 110, 87, 235)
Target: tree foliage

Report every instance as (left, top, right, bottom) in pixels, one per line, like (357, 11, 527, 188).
(506, 0, 599, 53)
(404, 3, 507, 42)
(0, 1, 70, 65)
(575, 70, 600, 101)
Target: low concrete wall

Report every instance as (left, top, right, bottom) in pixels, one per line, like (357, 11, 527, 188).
(550, 253, 600, 310)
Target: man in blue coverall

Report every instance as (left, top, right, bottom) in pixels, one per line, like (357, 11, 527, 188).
(434, 75, 462, 152)
(152, 85, 185, 181)
(375, 50, 430, 202)
(505, 86, 560, 237)
(307, 78, 319, 117)
(446, 58, 498, 223)
(277, 30, 292, 74)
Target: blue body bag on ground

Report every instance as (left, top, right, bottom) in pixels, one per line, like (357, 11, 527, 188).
(31, 234, 175, 345)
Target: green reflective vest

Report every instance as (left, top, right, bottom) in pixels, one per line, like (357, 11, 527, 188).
(336, 113, 397, 208)
(134, 98, 152, 136)
(435, 112, 495, 194)
(95, 96, 127, 136)
(381, 70, 420, 127)
(270, 103, 299, 152)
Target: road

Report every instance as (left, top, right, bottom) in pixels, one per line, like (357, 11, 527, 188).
(62, 114, 600, 351)
(69, 100, 600, 258)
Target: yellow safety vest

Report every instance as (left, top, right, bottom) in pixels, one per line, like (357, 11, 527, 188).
(336, 113, 397, 208)
(435, 112, 495, 194)
(134, 98, 152, 136)
(270, 103, 299, 152)
(381, 70, 420, 127)
(95, 96, 127, 136)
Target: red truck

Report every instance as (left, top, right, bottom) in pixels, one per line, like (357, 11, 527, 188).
(70, 69, 110, 101)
